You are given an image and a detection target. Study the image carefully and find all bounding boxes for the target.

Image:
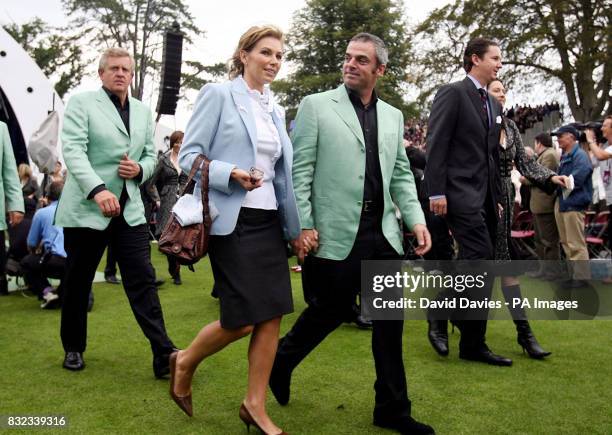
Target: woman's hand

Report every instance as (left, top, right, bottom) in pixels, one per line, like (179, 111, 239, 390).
(231, 168, 263, 191)
(551, 175, 570, 189)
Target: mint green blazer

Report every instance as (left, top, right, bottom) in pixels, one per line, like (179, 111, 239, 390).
(292, 85, 425, 260)
(55, 88, 157, 230)
(0, 121, 25, 230)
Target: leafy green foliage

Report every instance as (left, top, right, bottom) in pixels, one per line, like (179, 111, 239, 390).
(273, 0, 419, 120)
(62, 0, 221, 100)
(412, 0, 611, 121)
(3, 18, 87, 98)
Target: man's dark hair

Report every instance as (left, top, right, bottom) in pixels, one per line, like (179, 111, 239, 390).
(463, 37, 499, 73)
(535, 133, 553, 148)
(46, 180, 64, 201)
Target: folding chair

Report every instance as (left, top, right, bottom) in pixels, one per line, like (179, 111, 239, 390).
(511, 210, 537, 259)
(586, 210, 610, 258)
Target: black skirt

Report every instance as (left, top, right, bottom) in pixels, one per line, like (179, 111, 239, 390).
(209, 207, 293, 329)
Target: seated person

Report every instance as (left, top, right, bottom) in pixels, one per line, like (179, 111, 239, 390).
(20, 181, 66, 306)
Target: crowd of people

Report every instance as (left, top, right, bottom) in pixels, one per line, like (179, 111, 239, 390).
(1, 26, 610, 435)
(506, 102, 561, 133)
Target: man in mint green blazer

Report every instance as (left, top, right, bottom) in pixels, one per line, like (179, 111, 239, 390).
(270, 34, 434, 434)
(55, 48, 175, 375)
(0, 121, 25, 295)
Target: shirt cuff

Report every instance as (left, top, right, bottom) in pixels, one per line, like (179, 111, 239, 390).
(429, 195, 446, 200)
(88, 184, 107, 199)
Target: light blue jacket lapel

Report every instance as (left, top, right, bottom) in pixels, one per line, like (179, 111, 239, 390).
(230, 78, 258, 158)
(96, 88, 130, 138)
(330, 85, 365, 148)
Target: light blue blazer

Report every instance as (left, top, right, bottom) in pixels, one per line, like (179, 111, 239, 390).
(179, 77, 301, 240)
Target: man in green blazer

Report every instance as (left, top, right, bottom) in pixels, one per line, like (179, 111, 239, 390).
(0, 121, 25, 295)
(270, 34, 434, 434)
(56, 48, 175, 375)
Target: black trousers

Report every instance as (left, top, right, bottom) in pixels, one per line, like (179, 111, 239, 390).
(275, 212, 412, 421)
(445, 203, 497, 351)
(104, 243, 117, 277)
(60, 216, 174, 356)
(20, 253, 66, 299)
(0, 231, 7, 280)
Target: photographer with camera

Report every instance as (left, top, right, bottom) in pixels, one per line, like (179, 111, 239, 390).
(20, 181, 67, 309)
(587, 115, 612, 263)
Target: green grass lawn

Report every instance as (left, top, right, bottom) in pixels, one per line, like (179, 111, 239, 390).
(1, 248, 611, 434)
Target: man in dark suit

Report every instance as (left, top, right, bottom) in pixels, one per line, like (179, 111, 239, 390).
(424, 37, 511, 366)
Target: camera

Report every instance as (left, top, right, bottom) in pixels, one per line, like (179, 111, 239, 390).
(572, 121, 604, 144)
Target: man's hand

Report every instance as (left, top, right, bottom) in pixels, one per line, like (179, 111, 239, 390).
(231, 168, 263, 191)
(118, 153, 141, 179)
(412, 223, 431, 256)
(8, 211, 24, 227)
(497, 203, 504, 219)
(585, 129, 597, 145)
(429, 197, 447, 216)
(94, 190, 121, 217)
(292, 229, 319, 263)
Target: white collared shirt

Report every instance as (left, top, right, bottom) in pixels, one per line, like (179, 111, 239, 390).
(239, 76, 282, 210)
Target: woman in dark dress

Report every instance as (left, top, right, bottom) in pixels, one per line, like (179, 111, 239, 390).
(488, 79, 568, 359)
(169, 26, 303, 435)
(149, 130, 187, 284)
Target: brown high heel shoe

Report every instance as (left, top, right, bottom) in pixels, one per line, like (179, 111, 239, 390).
(239, 403, 287, 435)
(169, 351, 193, 417)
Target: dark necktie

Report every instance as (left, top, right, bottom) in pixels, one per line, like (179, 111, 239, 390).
(478, 88, 490, 126)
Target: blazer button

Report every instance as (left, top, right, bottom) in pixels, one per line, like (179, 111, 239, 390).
(357, 201, 362, 206)
(358, 175, 364, 179)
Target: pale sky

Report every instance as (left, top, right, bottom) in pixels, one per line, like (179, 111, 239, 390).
(3, 0, 558, 130)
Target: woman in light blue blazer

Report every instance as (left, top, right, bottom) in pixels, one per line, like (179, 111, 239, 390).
(169, 25, 300, 435)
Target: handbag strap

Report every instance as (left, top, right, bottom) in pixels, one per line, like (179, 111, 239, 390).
(178, 155, 205, 197)
(176, 154, 212, 229)
(200, 157, 212, 230)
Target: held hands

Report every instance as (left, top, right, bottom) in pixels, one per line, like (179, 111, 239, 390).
(551, 175, 571, 189)
(429, 197, 447, 216)
(94, 190, 121, 217)
(412, 224, 432, 256)
(118, 153, 141, 179)
(291, 229, 319, 263)
(231, 168, 263, 191)
(8, 211, 24, 227)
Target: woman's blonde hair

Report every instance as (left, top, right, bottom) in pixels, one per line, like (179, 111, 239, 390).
(18, 163, 32, 180)
(228, 25, 284, 79)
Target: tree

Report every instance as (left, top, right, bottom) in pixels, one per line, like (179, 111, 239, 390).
(273, 0, 418, 120)
(62, 0, 220, 101)
(3, 18, 87, 98)
(411, 0, 611, 121)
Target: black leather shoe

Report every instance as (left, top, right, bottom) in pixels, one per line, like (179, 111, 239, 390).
(427, 320, 449, 356)
(353, 314, 373, 329)
(374, 416, 435, 435)
(104, 275, 121, 284)
(459, 348, 512, 366)
(515, 320, 551, 359)
(172, 275, 182, 285)
(155, 279, 165, 287)
(63, 352, 85, 371)
(269, 362, 291, 406)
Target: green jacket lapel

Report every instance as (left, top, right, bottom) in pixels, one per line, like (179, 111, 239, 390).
(96, 88, 130, 138)
(330, 85, 365, 148)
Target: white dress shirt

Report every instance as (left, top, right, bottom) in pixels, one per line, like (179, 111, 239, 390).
(240, 76, 282, 210)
